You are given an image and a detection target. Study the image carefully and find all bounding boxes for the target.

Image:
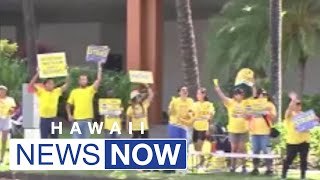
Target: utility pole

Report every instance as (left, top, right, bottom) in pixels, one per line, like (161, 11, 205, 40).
(22, 0, 38, 79)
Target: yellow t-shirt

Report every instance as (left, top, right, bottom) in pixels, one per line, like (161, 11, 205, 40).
(35, 86, 62, 118)
(192, 101, 215, 131)
(104, 116, 122, 131)
(0, 97, 16, 119)
(224, 99, 248, 133)
(284, 112, 310, 144)
(126, 101, 150, 131)
(249, 101, 277, 135)
(168, 97, 193, 126)
(67, 85, 96, 120)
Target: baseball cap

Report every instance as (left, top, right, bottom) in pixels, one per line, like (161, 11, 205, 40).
(130, 90, 140, 100)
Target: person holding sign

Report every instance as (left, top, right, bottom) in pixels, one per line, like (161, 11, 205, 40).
(249, 88, 276, 176)
(168, 86, 194, 142)
(29, 70, 70, 139)
(66, 62, 104, 139)
(103, 90, 123, 138)
(0, 85, 16, 164)
(281, 92, 318, 180)
(126, 84, 154, 138)
(214, 79, 248, 173)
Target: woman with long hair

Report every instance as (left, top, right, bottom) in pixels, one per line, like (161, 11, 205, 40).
(249, 88, 276, 176)
(214, 82, 248, 173)
(168, 86, 194, 141)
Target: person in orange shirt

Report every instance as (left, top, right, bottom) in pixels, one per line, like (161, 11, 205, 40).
(249, 88, 276, 175)
(214, 81, 248, 173)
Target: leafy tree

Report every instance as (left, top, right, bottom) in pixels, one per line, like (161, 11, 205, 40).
(206, 0, 320, 96)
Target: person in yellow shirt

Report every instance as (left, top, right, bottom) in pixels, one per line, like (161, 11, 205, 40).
(66, 62, 103, 138)
(214, 80, 248, 173)
(126, 84, 154, 138)
(0, 85, 16, 163)
(191, 88, 215, 149)
(281, 92, 318, 180)
(29, 71, 69, 139)
(103, 90, 122, 138)
(190, 87, 215, 170)
(249, 88, 276, 176)
(168, 86, 194, 141)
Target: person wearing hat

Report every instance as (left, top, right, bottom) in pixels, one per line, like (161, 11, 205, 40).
(29, 70, 70, 139)
(214, 80, 248, 173)
(249, 88, 276, 176)
(126, 84, 154, 138)
(0, 85, 16, 163)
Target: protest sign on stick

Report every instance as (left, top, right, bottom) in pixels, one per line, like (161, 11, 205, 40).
(129, 70, 154, 84)
(37, 52, 68, 78)
(86, 45, 110, 62)
(293, 109, 319, 132)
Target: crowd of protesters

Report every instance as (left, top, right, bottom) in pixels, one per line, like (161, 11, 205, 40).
(0, 65, 318, 180)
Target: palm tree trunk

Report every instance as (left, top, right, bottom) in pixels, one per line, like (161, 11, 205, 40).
(22, 0, 38, 80)
(269, 0, 282, 122)
(175, 0, 200, 97)
(297, 56, 307, 97)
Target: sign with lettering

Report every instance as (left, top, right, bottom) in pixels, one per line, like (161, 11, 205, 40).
(37, 52, 68, 78)
(293, 109, 319, 132)
(129, 71, 154, 84)
(244, 98, 268, 116)
(86, 45, 110, 62)
(99, 98, 122, 116)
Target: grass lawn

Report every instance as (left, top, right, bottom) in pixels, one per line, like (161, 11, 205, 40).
(10, 170, 320, 180)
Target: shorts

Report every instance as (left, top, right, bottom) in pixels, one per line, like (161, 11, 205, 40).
(0, 118, 10, 131)
(192, 129, 206, 142)
(228, 133, 248, 144)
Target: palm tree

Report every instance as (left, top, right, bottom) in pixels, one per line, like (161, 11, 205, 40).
(22, 0, 38, 79)
(175, 0, 200, 97)
(270, 0, 282, 121)
(207, 0, 320, 96)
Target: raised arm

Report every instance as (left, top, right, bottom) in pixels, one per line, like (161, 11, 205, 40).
(214, 85, 231, 105)
(60, 74, 70, 92)
(285, 92, 298, 119)
(93, 61, 103, 90)
(145, 84, 154, 103)
(213, 79, 230, 104)
(29, 71, 39, 90)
